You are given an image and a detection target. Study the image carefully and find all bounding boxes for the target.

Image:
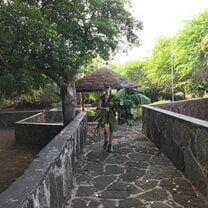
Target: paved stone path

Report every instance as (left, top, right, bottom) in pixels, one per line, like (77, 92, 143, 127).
(65, 121, 208, 208)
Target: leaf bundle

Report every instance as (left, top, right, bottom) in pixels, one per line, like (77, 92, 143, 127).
(94, 88, 150, 135)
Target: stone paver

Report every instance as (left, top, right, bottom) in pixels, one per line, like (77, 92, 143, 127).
(65, 121, 208, 208)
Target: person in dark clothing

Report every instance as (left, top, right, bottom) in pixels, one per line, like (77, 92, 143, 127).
(98, 84, 114, 152)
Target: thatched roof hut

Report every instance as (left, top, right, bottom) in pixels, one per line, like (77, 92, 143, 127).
(76, 67, 139, 92)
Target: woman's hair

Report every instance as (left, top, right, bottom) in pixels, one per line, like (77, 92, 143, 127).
(104, 83, 111, 89)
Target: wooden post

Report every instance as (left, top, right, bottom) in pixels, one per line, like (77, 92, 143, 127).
(81, 92, 85, 112)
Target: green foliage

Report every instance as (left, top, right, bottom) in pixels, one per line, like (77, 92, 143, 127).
(77, 57, 107, 79)
(95, 108, 118, 136)
(95, 88, 150, 135)
(0, 0, 142, 73)
(114, 9, 208, 100)
(85, 109, 96, 116)
(0, 71, 46, 99)
(0, 2, 74, 78)
(0, 0, 142, 118)
(114, 40, 173, 101)
(174, 9, 208, 96)
(148, 37, 172, 89)
(114, 60, 151, 93)
(112, 88, 150, 125)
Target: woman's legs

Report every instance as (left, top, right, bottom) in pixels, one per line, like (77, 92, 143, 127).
(108, 128, 113, 144)
(107, 127, 113, 152)
(103, 123, 109, 149)
(103, 124, 113, 152)
(104, 123, 110, 140)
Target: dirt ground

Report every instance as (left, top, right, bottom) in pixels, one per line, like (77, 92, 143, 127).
(0, 128, 42, 193)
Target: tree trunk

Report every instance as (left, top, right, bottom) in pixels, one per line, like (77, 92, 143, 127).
(61, 81, 76, 126)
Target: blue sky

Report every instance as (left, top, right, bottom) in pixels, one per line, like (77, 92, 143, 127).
(112, 0, 208, 64)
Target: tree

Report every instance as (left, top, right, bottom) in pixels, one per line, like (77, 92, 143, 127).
(175, 9, 208, 96)
(0, 1, 142, 125)
(147, 37, 173, 92)
(114, 60, 152, 93)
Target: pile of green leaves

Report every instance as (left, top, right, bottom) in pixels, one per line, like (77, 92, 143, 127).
(94, 108, 118, 136)
(94, 88, 151, 135)
(112, 88, 151, 125)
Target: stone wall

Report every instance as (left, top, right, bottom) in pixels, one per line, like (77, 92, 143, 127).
(46, 110, 63, 123)
(0, 110, 42, 128)
(15, 111, 64, 146)
(20, 110, 63, 123)
(142, 102, 208, 197)
(156, 98, 208, 121)
(0, 112, 87, 208)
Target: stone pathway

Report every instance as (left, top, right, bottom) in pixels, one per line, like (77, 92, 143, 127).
(65, 121, 208, 208)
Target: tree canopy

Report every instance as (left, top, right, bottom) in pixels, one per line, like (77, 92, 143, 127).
(175, 10, 208, 95)
(115, 9, 208, 100)
(0, 0, 142, 84)
(0, 0, 142, 124)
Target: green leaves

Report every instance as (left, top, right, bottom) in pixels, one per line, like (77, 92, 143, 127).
(0, 0, 142, 83)
(94, 88, 150, 135)
(0, 0, 142, 123)
(114, 9, 208, 99)
(174, 9, 208, 96)
(112, 88, 150, 125)
(94, 108, 118, 136)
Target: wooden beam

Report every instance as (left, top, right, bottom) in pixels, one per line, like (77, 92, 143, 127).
(81, 92, 85, 112)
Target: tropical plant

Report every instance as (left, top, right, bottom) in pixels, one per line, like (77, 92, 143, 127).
(94, 88, 150, 135)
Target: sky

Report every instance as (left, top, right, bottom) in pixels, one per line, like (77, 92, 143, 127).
(112, 0, 208, 64)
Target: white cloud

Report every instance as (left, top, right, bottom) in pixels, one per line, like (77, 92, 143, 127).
(112, 0, 208, 64)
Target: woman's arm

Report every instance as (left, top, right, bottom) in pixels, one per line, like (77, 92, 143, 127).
(97, 99, 109, 111)
(98, 99, 102, 108)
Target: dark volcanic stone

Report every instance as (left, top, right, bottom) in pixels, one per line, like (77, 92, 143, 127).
(120, 169, 145, 181)
(71, 199, 86, 208)
(184, 148, 207, 196)
(135, 180, 158, 190)
(118, 198, 145, 208)
(143, 165, 182, 180)
(128, 152, 151, 162)
(76, 173, 91, 184)
(93, 176, 117, 190)
(86, 151, 109, 162)
(139, 188, 168, 201)
(76, 186, 95, 197)
(113, 146, 132, 154)
(100, 190, 128, 199)
(105, 154, 129, 164)
(125, 161, 148, 169)
(151, 201, 173, 208)
(71, 198, 100, 208)
(148, 155, 173, 166)
(105, 164, 124, 175)
(107, 181, 139, 194)
(101, 200, 116, 208)
(160, 178, 208, 208)
(83, 162, 104, 176)
(135, 146, 156, 155)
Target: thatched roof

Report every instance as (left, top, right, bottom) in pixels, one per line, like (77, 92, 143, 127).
(76, 67, 139, 92)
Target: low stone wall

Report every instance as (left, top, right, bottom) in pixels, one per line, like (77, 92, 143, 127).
(156, 97, 208, 121)
(20, 110, 63, 123)
(142, 99, 208, 197)
(0, 112, 87, 208)
(15, 110, 63, 146)
(0, 110, 42, 128)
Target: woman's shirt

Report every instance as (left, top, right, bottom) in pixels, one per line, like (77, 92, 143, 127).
(99, 94, 114, 107)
